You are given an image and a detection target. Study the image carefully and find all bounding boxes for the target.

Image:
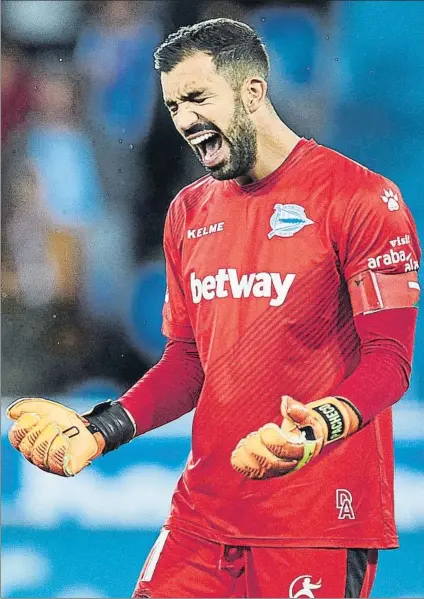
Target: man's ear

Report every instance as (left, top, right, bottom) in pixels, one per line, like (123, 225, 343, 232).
(242, 77, 268, 113)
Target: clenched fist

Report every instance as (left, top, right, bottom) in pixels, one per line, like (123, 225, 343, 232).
(7, 398, 105, 476)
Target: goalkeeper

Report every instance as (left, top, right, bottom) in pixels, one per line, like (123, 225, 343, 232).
(8, 19, 421, 599)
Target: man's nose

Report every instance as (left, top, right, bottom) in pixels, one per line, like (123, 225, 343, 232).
(175, 107, 199, 136)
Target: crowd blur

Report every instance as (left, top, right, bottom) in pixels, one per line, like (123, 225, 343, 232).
(2, 0, 423, 400)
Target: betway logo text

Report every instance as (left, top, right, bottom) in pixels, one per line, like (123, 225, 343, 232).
(190, 269, 295, 307)
(187, 222, 224, 239)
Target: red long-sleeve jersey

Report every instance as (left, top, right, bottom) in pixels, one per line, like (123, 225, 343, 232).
(121, 138, 420, 548)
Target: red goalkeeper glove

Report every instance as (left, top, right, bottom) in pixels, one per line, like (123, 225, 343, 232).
(231, 395, 361, 479)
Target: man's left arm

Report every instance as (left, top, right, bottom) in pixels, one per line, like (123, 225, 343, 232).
(331, 176, 421, 424)
(231, 176, 421, 479)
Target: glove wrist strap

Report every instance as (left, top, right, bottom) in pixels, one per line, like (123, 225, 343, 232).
(310, 396, 361, 445)
(84, 401, 136, 454)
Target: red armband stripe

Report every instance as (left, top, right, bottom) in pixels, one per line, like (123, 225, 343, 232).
(348, 270, 420, 316)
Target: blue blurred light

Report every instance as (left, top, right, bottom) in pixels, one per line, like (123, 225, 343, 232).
(125, 261, 167, 363)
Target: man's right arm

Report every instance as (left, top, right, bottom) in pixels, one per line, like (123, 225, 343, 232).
(7, 340, 203, 476)
(118, 338, 204, 436)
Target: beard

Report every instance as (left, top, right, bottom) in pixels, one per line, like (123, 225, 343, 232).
(191, 96, 258, 181)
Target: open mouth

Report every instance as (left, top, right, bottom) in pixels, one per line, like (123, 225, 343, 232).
(190, 132, 224, 167)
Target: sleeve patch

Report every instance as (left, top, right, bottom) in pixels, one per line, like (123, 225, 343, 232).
(348, 270, 420, 316)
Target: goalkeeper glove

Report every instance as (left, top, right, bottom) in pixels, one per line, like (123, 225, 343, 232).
(231, 395, 361, 480)
(7, 398, 135, 476)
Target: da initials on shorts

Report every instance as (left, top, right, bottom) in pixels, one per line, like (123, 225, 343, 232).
(336, 489, 355, 520)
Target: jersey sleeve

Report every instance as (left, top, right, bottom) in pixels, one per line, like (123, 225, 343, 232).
(335, 176, 421, 314)
(162, 205, 195, 341)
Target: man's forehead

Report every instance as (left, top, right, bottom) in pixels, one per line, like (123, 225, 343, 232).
(161, 53, 222, 98)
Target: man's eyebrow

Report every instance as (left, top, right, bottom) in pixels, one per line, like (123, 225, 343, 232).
(183, 90, 206, 102)
(165, 89, 207, 107)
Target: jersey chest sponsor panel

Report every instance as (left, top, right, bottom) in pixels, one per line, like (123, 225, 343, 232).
(179, 187, 337, 365)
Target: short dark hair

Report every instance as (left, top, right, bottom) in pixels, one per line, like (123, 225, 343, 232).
(154, 18, 269, 87)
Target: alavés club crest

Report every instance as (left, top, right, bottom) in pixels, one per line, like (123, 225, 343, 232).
(268, 204, 314, 239)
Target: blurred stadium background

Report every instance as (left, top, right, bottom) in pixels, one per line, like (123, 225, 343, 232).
(1, 1, 423, 597)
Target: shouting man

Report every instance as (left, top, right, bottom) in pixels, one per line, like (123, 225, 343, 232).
(8, 19, 420, 599)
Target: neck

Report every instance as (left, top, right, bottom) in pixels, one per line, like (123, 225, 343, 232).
(235, 106, 301, 186)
